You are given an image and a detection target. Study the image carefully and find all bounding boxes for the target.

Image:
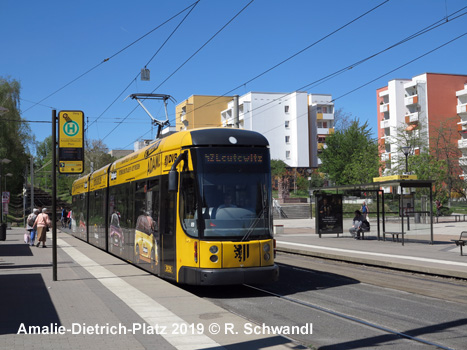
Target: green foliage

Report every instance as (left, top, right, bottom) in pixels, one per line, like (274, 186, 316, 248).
(0, 78, 33, 196)
(32, 136, 116, 204)
(270, 159, 288, 178)
(320, 119, 380, 185)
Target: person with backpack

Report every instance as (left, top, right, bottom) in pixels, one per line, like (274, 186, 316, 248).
(33, 208, 51, 248)
(26, 208, 39, 246)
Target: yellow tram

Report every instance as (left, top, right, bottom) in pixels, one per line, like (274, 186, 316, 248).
(70, 128, 279, 285)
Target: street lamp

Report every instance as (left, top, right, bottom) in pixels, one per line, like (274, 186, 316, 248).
(0, 158, 12, 224)
(401, 146, 411, 173)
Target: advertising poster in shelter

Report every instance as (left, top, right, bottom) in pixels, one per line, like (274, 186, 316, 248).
(316, 194, 343, 236)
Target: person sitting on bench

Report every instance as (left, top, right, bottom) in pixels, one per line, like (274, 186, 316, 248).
(349, 210, 364, 240)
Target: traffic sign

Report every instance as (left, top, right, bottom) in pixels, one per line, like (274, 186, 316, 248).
(58, 110, 84, 174)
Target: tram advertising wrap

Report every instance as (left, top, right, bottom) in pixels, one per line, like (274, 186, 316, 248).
(69, 128, 279, 285)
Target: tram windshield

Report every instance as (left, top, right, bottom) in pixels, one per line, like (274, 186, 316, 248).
(180, 147, 272, 240)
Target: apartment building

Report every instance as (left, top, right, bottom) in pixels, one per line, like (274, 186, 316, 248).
(308, 94, 335, 167)
(377, 73, 467, 176)
(175, 91, 334, 169)
(175, 95, 233, 131)
(457, 83, 467, 179)
(221, 91, 310, 168)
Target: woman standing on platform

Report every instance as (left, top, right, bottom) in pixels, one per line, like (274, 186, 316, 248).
(360, 201, 369, 221)
(33, 208, 51, 248)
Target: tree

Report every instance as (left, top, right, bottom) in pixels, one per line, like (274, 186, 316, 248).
(429, 119, 464, 202)
(333, 108, 353, 131)
(271, 159, 289, 201)
(0, 78, 33, 195)
(389, 121, 461, 202)
(85, 139, 115, 172)
(32, 137, 116, 202)
(320, 119, 380, 185)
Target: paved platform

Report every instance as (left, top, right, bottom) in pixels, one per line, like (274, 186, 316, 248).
(1, 216, 466, 349)
(0, 227, 304, 350)
(274, 217, 467, 280)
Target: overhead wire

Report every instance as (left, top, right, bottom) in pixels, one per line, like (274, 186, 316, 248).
(183, 0, 391, 121)
(256, 31, 467, 138)
(111, 0, 395, 148)
(110, 0, 387, 146)
(101, 0, 256, 142)
(21, 1, 200, 115)
(86, 1, 201, 133)
(204, 6, 467, 132)
(331, 31, 467, 102)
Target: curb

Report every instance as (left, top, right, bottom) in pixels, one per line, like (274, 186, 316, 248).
(276, 246, 467, 280)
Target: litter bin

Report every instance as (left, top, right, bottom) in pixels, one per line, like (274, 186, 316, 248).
(0, 223, 6, 241)
(414, 213, 421, 223)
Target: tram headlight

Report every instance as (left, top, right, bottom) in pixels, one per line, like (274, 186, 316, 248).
(264, 253, 270, 261)
(210, 255, 219, 263)
(263, 243, 270, 252)
(209, 245, 219, 254)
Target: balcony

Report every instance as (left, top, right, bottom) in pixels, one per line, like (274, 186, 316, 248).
(457, 103, 467, 115)
(405, 112, 419, 123)
(380, 119, 390, 129)
(458, 121, 467, 133)
(317, 127, 334, 135)
(316, 112, 334, 120)
(379, 103, 389, 113)
(381, 152, 391, 162)
(405, 95, 418, 106)
(459, 156, 467, 168)
(458, 139, 467, 149)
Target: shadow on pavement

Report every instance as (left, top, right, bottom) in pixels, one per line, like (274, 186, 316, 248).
(0, 274, 61, 335)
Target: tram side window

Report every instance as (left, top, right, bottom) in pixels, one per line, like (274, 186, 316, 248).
(147, 179, 160, 233)
(110, 184, 131, 230)
(89, 189, 105, 229)
(180, 172, 197, 237)
(135, 181, 152, 235)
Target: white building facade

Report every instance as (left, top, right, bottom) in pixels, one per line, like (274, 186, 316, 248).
(221, 91, 323, 168)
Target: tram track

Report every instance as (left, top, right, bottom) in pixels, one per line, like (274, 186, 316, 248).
(243, 283, 455, 350)
(276, 252, 467, 306)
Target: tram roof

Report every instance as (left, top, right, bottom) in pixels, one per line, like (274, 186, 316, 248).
(72, 128, 270, 191)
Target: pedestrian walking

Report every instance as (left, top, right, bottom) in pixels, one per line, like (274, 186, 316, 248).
(33, 208, 51, 248)
(26, 208, 39, 246)
(435, 199, 442, 217)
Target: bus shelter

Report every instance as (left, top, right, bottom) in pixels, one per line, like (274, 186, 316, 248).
(314, 176, 434, 245)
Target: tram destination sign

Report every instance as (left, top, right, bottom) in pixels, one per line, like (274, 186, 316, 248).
(58, 110, 84, 174)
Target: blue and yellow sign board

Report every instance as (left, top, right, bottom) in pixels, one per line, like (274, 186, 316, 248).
(58, 110, 84, 174)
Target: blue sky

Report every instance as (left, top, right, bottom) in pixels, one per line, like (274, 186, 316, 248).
(2, 0, 467, 153)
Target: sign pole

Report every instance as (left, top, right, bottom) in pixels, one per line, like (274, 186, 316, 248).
(52, 109, 57, 281)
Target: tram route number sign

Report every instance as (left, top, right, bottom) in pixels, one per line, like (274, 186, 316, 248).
(58, 110, 84, 174)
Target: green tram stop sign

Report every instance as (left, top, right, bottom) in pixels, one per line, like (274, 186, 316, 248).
(58, 110, 84, 174)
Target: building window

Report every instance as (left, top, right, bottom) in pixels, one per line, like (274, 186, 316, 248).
(323, 122, 327, 128)
(285, 136, 290, 144)
(285, 105, 289, 113)
(286, 151, 291, 159)
(285, 121, 290, 128)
